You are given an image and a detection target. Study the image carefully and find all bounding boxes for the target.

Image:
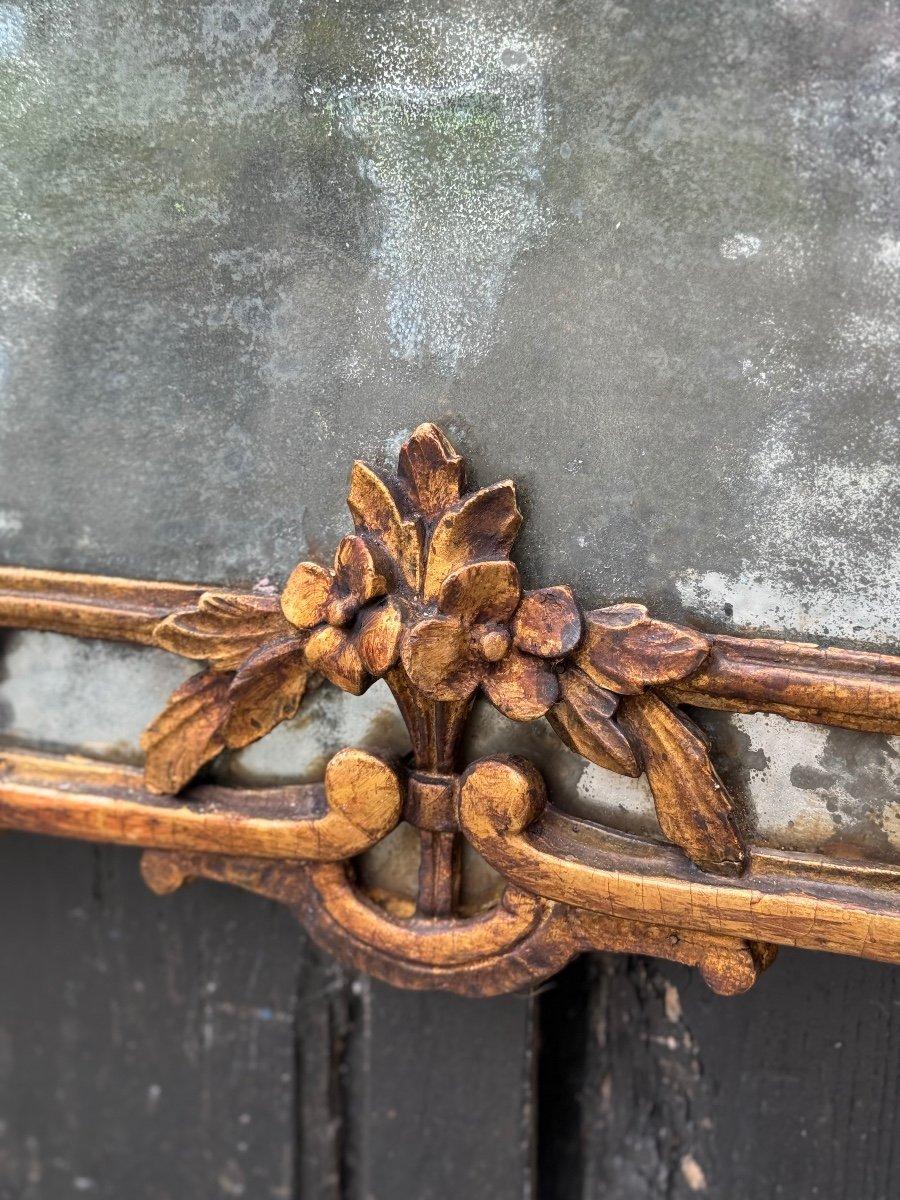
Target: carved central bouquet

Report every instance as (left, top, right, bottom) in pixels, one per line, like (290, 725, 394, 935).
(142, 424, 746, 880)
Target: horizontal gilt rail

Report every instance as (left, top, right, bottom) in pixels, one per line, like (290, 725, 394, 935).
(1, 566, 897, 735)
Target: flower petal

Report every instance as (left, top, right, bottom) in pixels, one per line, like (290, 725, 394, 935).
(281, 562, 333, 630)
(155, 592, 292, 672)
(333, 534, 387, 605)
(547, 667, 641, 776)
(423, 481, 522, 601)
(398, 423, 465, 517)
(576, 603, 710, 694)
(357, 599, 403, 676)
(224, 637, 309, 748)
(305, 625, 370, 695)
(483, 648, 558, 721)
(347, 459, 422, 588)
(401, 616, 481, 700)
(438, 560, 521, 625)
(513, 586, 582, 658)
(141, 670, 232, 794)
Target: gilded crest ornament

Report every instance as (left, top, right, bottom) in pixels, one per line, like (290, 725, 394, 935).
(0, 424, 898, 996)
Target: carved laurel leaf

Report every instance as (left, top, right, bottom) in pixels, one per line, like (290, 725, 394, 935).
(423, 481, 522, 602)
(347, 460, 421, 588)
(224, 638, 309, 749)
(398, 423, 465, 518)
(577, 604, 709, 695)
(154, 592, 292, 673)
(141, 670, 232, 795)
(618, 690, 747, 876)
(547, 668, 641, 776)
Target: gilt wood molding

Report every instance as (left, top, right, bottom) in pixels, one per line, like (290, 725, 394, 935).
(0, 423, 898, 996)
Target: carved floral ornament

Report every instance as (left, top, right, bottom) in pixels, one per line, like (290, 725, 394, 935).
(0, 423, 898, 997)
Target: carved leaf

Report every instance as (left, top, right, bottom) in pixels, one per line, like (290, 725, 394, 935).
(483, 648, 559, 721)
(619, 690, 747, 876)
(423, 481, 522, 602)
(548, 668, 641, 776)
(577, 603, 709, 694)
(154, 592, 292, 672)
(141, 670, 232, 794)
(224, 638, 309, 748)
(513, 586, 583, 659)
(347, 460, 421, 588)
(398, 423, 465, 518)
(333, 535, 387, 604)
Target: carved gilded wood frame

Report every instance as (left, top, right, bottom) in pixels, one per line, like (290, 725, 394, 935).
(0, 425, 897, 996)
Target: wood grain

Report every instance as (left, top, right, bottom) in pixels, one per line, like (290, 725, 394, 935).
(138, 849, 580, 998)
(0, 747, 402, 862)
(0, 565, 207, 643)
(460, 757, 900, 965)
(664, 632, 900, 734)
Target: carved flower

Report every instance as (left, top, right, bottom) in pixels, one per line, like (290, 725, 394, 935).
(402, 562, 582, 720)
(139, 420, 746, 878)
(281, 534, 403, 695)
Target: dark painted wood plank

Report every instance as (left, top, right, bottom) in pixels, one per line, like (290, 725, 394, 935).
(0, 833, 329, 1200)
(538, 949, 900, 1200)
(341, 980, 536, 1200)
(293, 955, 353, 1200)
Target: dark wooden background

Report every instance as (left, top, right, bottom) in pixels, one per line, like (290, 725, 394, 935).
(1, 833, 897, 1199)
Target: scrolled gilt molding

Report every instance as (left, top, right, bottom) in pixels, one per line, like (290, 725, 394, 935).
(0, 423, 898, 996)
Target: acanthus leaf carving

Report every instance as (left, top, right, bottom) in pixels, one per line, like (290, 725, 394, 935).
(548, 667, 641, 778)
(397, 421, 465, 518)
(346, 460, 422, 589)
(141, 670, 233, 795)
(223, 638, 310, 749)
(422, 480, 522, 602)
(154, 591, 292, 672)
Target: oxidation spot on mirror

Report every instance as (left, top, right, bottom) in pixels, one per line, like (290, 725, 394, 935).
(219, 679, 412, 786)
(357, 823, 505, 915)
(463, 696, 664, 838)
(695, 710, 900, 863)
(0, 631, 193, 761)
(316, 4, 553, 369)
(356, 821, 421, 910)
